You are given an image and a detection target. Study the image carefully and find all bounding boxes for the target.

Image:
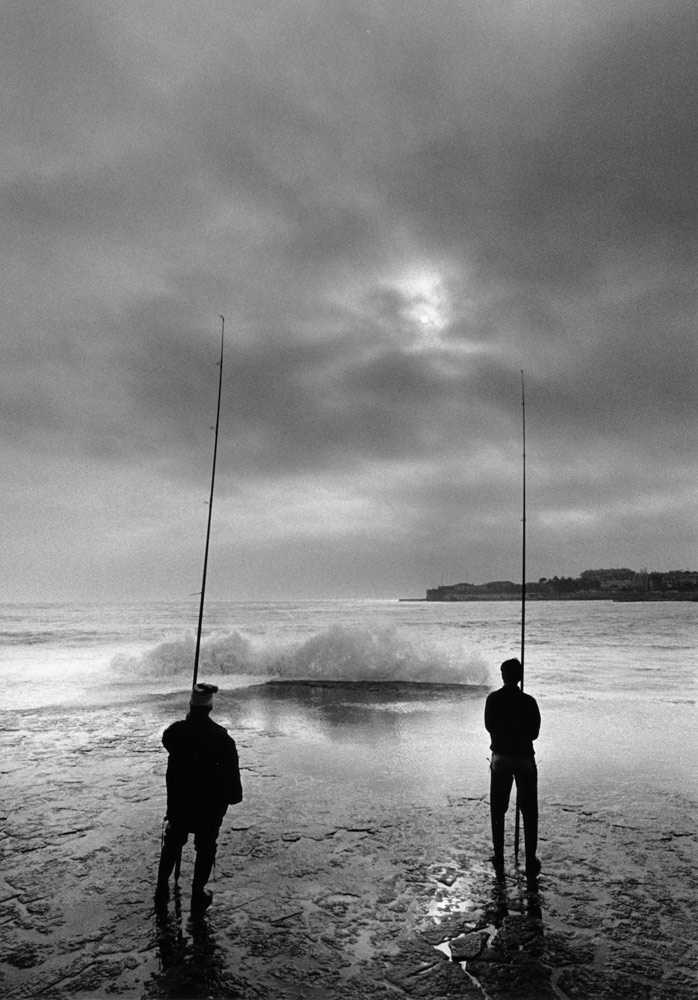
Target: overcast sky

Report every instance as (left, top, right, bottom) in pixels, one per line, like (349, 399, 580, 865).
(2, 0, 696, 602)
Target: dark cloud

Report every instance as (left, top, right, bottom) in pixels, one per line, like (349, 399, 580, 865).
(380, 3, 698, 279)
(1, 0, 695, 599)
(1, 1, 134, 154)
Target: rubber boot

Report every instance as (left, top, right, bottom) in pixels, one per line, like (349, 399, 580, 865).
(154, 842, 179, 907)
(191, 849, 215, 915)
(490, 813, 505, 873)
(523, 807, 540, 876)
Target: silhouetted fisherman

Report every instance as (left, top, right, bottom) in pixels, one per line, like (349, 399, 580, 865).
(155, 683, 242, 915)
(485, 658, 541, 876)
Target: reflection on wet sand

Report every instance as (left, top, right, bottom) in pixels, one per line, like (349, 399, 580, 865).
(227, 680, 489, 806)
(149, 888, 243, 999)
(1, 684, 695, 999)
(433, 867, 551, 999)
(235, 679, 486, 736)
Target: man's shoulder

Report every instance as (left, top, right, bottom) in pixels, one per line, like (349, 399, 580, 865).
(521, 691, 540, 715)
(486, 686, 506, 702)
(484, 687, 507, 717)
(163, 719, 187, 737)
(207, 718, 236, 743)
(486, 686, 538, 706)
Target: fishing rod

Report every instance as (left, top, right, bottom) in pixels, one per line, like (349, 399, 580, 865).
(173, 317, 225, 888)
(521, 369, 526, 686)
(192, 316, 225, 689)
(515, 370, 526, 861)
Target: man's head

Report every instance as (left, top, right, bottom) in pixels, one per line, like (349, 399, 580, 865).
(190, 682, 218, 713)
(500, 658, 523, 685)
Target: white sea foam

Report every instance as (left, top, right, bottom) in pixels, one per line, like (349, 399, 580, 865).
(2, 599, 695, 721)
(112, 623, 490, 687)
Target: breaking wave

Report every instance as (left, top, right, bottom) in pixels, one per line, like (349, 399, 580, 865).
(112, 624, 490, 687)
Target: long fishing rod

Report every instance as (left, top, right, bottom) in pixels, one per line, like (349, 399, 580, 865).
(515, 370, 526, 861)
(192, 316, 225, 689)
(521, 370, 526, 686)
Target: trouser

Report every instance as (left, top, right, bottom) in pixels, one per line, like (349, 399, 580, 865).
(157, 815, 223, 892)
(489, 753, 538, 862)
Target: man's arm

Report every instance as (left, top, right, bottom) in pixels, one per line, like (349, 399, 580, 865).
(528, 697, 541, 742)
(484, 693, 494, 734)
(222, 733, 243, 804)
(162, 722, 177, 752)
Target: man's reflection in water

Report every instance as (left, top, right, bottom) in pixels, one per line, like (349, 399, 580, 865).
(147, 888, 244, 1000)
(489, 869, 544, 946)
(492, 866, 542, 909)
(464, 872, 551, 999)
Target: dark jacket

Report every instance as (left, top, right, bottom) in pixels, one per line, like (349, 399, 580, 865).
(163, 714, 242, 825)
(485, 684, 541, 758)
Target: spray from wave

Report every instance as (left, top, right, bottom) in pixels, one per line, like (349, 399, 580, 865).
(113, 624, 491, 687)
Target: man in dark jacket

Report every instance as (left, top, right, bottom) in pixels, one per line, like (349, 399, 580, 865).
(155, 683, 242, 914)
(485, 658, 541, 876)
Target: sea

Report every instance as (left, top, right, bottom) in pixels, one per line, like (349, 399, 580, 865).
(1, 598, 695, 806)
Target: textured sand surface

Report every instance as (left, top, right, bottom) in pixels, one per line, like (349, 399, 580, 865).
(1, 687, 696, 999)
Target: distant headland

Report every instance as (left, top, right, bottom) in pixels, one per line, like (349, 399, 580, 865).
(404, 568, 698, 602)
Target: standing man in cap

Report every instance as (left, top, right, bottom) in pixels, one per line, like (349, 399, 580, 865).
(155, 682, 243, 914)
(485, 658, 541, 876)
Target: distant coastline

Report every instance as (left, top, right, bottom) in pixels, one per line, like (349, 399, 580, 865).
(401, 594, 697, 602)
(408, 568, 698, 603)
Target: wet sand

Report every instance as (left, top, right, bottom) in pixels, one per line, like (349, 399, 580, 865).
(1, 685, 696, 999)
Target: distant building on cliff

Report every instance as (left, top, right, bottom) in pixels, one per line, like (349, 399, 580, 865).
(426, 569, 698, 601)
(427, 580, 521, 601)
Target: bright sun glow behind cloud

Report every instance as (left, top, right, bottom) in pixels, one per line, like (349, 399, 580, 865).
(396, 267, 451, 345)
